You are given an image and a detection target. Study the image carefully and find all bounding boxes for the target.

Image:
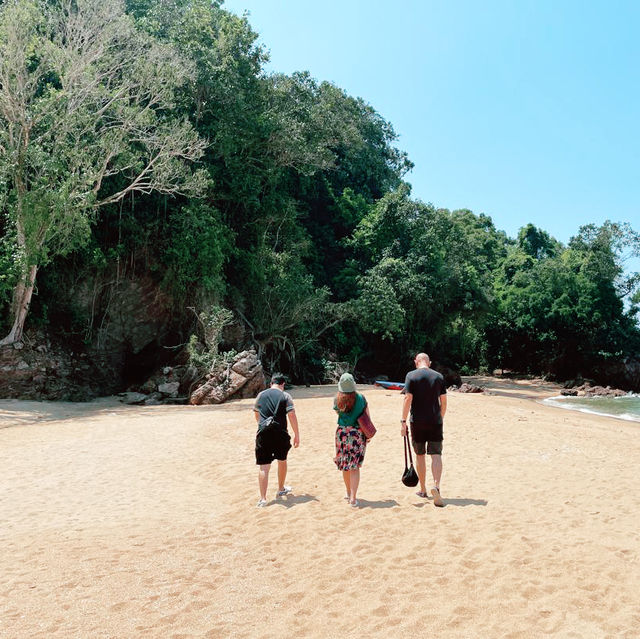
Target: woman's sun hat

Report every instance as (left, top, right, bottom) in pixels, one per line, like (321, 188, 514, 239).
(338, 372, 357, 393)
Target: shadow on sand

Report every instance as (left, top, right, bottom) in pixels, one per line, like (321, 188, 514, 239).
(354, 499, 399, 509)
(413, 497, 488, 508)
(269, 493, 319, 508)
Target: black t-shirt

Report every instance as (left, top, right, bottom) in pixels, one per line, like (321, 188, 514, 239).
(253, 388, 294, 431)
(404, 367, 446, 425)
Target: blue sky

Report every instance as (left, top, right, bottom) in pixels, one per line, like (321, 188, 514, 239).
(224, 0, 639, 266)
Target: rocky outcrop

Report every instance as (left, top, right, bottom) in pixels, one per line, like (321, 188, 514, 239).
(591, 357, 640, 393)
(117, 365, 192, 405)
(582, 385, 627, 398)
(561, 381, 628, 398)
(453, 383, 484, 393)
(0, 331, 111, 401)
(189, 350, 265, 405)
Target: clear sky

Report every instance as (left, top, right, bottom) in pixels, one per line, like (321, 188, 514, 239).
(224, 0, 639, 258)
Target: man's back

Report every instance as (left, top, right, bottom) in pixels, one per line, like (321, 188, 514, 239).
(404, 367, 446, 425)
(254, 387, 293, 431)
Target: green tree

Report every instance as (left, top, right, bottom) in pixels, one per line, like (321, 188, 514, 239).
(0, 0, 207, 345)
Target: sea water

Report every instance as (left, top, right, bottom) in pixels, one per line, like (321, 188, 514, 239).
(543, 394, 640, 423)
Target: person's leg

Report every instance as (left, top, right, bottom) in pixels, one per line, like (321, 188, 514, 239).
(411, 423, 428, 497)
(342, 470, 351, 499)
(277, 459, 288, 491)
(415, 454, 427, 494)
(349, 469, 360, 505)
(431, 454, 442, 488)
(427, 445, 444, 506)
(258, 464, 271, 500)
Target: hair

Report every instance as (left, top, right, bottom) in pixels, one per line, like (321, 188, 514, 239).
(336, 391, 357, 413)
(414, 352, 430, 364)
(271, 373, 286, 386)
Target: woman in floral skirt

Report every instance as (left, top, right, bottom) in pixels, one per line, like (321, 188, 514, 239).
(333, 373, 371, 507)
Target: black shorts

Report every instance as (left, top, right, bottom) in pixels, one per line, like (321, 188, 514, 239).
(410, 421, 443, 456)
(255, 428, 291, 465)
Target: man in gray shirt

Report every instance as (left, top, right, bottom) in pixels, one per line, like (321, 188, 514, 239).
(253, 373, 300, 507)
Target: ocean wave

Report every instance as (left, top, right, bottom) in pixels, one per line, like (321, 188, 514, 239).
(542, 397, 640, 423)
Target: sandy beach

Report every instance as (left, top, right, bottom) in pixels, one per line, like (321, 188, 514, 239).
(1, 377, 639, 638)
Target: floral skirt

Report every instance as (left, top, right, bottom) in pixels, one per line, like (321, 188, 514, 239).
(334, 426, 366, 471)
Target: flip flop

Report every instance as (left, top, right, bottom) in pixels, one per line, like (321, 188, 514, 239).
(416, 491, 428, 498)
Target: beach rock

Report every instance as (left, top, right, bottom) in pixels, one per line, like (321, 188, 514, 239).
(229, 370, 266, 400)
(583, 385, 627, 398)
(139, 379, 157, 394)
(158, 381, 180, 397)
(143, 392, 165, 405)
(456, 383, 484, 393)
(189, 380, 227, 405)
(118, 392, 148, 405)
(231, 350, 260, 377)
(189, 350, 265, 405)
(560, 389, 579, 396)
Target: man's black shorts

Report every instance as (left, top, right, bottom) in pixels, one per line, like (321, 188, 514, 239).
(255, 428, 291, 465)
(410, 421, 443, 456)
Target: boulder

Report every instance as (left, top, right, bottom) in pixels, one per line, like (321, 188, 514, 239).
(583, 385, 627, 398)
(456, 383, 484, 393)
(143, 392, 165, 405)
(118, 392, 148, 405)
(229, 370, 266, 400)
(560, 389, 579, 396)
(189, 380, 228, 405)
(158, 381, 180, 397)
(231, 350, 260, 377)
(189, 350, 265, 405)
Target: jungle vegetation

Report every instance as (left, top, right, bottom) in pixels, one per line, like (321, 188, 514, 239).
(1, 0, 639, 383)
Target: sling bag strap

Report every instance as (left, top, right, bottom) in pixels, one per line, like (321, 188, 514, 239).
(403, 433, 414, 469)
(259, 388, 287, 431)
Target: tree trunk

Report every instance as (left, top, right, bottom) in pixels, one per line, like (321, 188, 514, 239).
(0, 264, 38, 346)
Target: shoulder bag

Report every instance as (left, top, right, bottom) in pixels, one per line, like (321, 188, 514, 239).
(357, 408, 376, 440)
(402, 434, 419, 487)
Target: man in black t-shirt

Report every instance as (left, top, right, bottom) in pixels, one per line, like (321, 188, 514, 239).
(400, 353, 447, 506)
(253, 373, 300, 507)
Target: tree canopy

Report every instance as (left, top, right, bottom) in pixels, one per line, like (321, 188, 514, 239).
(0, 0, 638, 386)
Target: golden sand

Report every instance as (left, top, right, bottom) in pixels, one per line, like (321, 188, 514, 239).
(1, 378, 639, 638)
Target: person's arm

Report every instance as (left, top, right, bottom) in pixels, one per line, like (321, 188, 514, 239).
(287, 410, 300, 448)
(253, 409, 260, 424)
(440, 393, 447, 419)
(401, 392, 412, 436)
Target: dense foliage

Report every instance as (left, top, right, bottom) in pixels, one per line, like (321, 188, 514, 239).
(1, 0, 639, 384)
